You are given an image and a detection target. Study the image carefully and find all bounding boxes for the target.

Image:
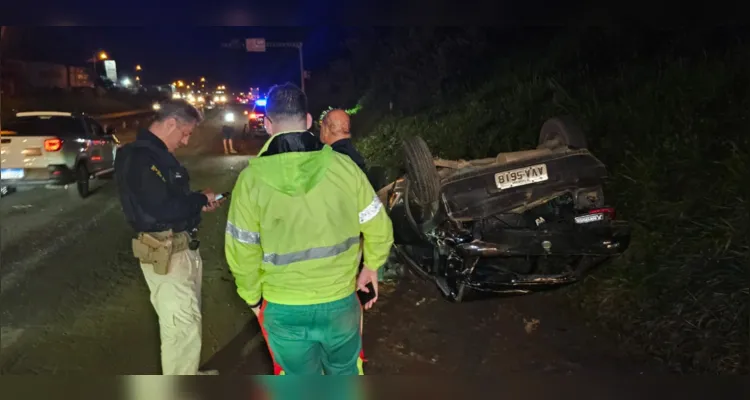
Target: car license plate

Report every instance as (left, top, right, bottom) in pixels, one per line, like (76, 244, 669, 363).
(22, 147, 42, 156)
(495, 163, 548, 190)
(575, 213, 604, 224)
(1, 168, 24, 180)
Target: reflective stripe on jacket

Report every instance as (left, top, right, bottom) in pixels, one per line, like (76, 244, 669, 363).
(225, 131, 394, 306)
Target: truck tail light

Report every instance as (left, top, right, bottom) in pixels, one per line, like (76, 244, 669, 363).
(44, 138, 63, 152)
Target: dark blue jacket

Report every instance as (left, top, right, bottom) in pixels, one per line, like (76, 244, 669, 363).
(330, 138, 376, 188)
(115, 129, 208, 233)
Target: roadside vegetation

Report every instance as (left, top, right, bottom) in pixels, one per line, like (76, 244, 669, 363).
(310, 28, 749, 374)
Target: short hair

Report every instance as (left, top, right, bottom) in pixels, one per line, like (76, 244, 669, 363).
(266, 82, 307, 123)
(321, 108, 350, 136)
(320, 108, 343, 126)
(154, 99, 203, 124)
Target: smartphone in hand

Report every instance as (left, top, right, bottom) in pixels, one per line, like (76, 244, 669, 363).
(215, 192, 231, 202)
(357, 282, 376, 305)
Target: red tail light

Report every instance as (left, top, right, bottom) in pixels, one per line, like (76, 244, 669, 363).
(589, 207, 616, 219)
(44, 138, 63, 152)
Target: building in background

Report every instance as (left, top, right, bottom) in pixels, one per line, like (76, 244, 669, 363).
(1, 59, 94, 95)
(68, 66, 92, 88)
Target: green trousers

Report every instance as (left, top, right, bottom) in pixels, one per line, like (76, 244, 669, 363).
(258, 293, 365, 376)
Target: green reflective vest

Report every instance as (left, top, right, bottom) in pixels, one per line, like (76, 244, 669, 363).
(225, 133, 394, 306)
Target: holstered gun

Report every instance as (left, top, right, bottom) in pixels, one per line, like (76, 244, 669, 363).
(131, 230, 189, 275)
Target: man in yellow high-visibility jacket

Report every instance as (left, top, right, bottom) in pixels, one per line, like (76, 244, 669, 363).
(225, 83, 394, 375)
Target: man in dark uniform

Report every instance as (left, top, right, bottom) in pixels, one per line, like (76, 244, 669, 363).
(114, 99, 222, 375)
(318, 108, 386, 365)
(320, 109, 367, 174)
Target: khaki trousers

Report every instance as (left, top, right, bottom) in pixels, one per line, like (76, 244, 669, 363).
(140, 248, 203, 375)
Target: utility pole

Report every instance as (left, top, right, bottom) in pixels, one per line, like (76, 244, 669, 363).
(1, 26, 7, 133)
(266, 42, 304, 93)
(299, 43, 304, 93)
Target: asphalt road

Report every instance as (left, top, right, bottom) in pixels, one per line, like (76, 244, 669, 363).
(0, 106, 268, 374)
(0, 105, 665, 379)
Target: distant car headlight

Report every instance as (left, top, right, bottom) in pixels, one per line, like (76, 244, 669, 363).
(152, 103, 161, 111)
(213, 96, 219, 102)
(224, 112, 235, 122)
(220, 95, 227, 102)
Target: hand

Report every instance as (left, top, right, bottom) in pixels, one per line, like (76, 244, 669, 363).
(356, 266, 379, 310)
(201, 189, 218, 212)
(204, 196, 228, 212)
(202, 202, 220, 212)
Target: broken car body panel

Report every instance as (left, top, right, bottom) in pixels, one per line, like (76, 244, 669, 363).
(379, 124, 632, 302)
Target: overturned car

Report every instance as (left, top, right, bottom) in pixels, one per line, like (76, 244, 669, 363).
(376, 116, 631, 302)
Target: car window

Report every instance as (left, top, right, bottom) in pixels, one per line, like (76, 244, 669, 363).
(87, 119, 106, 137)
(4, 116, 86, 137)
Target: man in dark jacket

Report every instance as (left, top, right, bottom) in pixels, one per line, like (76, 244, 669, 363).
(319, 109, 373, 185)
(319, 108, 388, 357)
(115, 99, 222, 375)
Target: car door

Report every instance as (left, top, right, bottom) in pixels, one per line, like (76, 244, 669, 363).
(85, 118, 114, 171)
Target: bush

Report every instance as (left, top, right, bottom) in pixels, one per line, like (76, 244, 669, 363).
(356, 33, 750, 374)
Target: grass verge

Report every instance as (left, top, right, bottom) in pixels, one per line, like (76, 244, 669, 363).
(356, 40, 750, 374)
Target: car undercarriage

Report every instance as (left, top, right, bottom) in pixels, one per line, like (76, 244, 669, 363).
(376, 116, 632, 302)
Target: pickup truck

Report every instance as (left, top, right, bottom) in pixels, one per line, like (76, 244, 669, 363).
(0, 111, 118, 198)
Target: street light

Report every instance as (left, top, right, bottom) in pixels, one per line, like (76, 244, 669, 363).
(200, 77, 206, 82)
(136, 64, 142, 71)
(98, 51, 108, 60)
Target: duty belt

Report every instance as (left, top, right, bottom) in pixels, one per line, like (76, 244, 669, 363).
(143, 230, 199, 251)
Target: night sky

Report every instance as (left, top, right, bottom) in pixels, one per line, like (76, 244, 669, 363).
(1, 2, 742, 93)
(2, 27, 352, 92)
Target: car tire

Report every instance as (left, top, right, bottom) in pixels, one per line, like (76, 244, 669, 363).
(538, 116, 588, 149)
(76, 163, 90, 198)
(402, 136, 440, 207)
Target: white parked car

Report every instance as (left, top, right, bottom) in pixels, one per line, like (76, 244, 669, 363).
(0, 111, 118, 198)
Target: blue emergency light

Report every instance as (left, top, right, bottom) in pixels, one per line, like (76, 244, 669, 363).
(255, 98, 267, 107)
